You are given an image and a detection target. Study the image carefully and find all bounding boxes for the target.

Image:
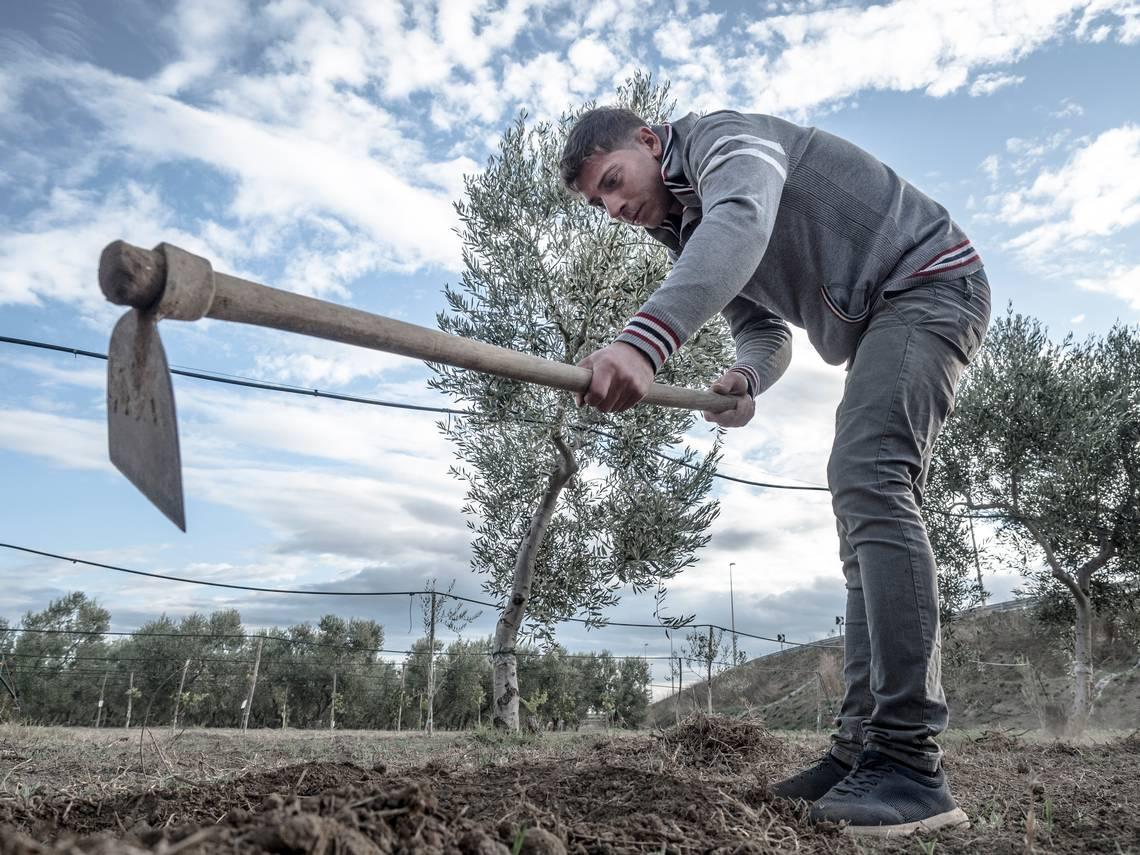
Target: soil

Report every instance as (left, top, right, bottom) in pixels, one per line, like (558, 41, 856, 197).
(1, 718, 1138, 854)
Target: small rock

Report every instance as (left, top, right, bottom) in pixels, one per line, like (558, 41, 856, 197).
(518, 827, 566, 855)
(459, 829, 512, 855)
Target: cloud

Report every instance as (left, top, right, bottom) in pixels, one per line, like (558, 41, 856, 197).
(980, 154, 1000, 183)
(0, 407, 109, 472)
(1050, 97, 1085, 118)
(741, 0, 1106, 115)
(995, 124, 1140, 265)
(1075, 262, 1140, 309)
(969, 72, 1025, 96)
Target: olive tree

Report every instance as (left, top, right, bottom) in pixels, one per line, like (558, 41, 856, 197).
(431, 74, 732, 730)
(928, 310, 1140, 732)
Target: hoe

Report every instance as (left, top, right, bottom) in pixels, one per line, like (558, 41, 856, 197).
(98, 240, 736, 530)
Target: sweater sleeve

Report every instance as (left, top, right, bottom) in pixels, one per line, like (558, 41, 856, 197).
(616, 112, 789, 371)
(721, 296, 792, 397)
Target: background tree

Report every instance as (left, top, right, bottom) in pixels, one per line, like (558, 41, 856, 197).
(431, 74, 732, 730)
(683, 627, 740, 714)
(928, 311, 1140, 732)
(9, 592, 110, 724)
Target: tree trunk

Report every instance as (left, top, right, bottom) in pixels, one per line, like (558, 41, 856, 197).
(492, 433, 577, 731)
(1071, 588, 1094, 735)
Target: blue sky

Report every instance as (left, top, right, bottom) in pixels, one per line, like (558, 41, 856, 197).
(2, 0, 1139, 691)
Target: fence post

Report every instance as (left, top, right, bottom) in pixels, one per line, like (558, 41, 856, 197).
(95, 671, 108, 728)
(172, 658, 190, 734)
(397, 662, 405, 732)
(330, 670, 337, 731)
(815, 672, 823, 735)
(670, 661, 679, 725)
(242, 636, 263, 733)
(426, 591, 437, 736)
(125, 671, 134, 729)
(706, 625, 714, 715)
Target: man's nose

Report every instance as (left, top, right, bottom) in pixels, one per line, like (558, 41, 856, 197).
(603, 196, 623, 220)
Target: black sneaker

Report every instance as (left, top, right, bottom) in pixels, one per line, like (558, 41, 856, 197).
(769, 752, 852, 802)
(809, 750, 969, 836)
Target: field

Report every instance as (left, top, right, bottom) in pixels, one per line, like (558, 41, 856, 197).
(1, 719, 1138, 854)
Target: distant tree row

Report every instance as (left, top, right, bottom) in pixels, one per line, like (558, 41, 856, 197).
(0, 593, 651, 731)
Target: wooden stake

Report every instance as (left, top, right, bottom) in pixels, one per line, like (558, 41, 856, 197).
(95, 672, 108, 728)
(426, 592, 436, 737)
(241, 636, 263, 732)
(396, 662, 405, 732)
(670, 661, 679, 725)
(330, 670, 337, 731)
(706, 625, 714, 715)
(171, 658, 190, 733)
(125, 671, 134, 729)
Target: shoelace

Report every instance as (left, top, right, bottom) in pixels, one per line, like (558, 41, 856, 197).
(795, 752, 842, 779)
(829, 756, 893, 798)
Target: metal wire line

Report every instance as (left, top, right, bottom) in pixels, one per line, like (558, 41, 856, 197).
(0, 334, 829, 492)
(0, 543, 805, 646)
(0, 334, 1010, 519)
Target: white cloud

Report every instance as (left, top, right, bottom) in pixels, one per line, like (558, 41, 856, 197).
(742, 0, 1102, 114)
(980, 154, 1000, 182)
(1075, 263, 1140, 309)
(969, 71, 1025, 96)
(1071, 313, 1086, 323)
(1076, 0, 1140, 43)
(252, 340, 410, 388)
(0, 408, 109, 472)
(1051, 97, 1085, 118)
(0, 183, 213, 312)
(996, 124, 1140, 265)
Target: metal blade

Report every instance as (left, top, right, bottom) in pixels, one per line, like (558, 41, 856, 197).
(107, 309, 186, 530)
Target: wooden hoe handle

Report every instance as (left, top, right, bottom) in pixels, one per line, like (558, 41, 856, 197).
(99, 241, 739, 414)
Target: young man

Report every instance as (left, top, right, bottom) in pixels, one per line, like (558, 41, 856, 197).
(561, 107, 990, 836)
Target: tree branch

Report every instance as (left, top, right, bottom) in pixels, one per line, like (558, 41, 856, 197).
(1076, 533, 1115, 591)
(1021, 516, 1082, 600)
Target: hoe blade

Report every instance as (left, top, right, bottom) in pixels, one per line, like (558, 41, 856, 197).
(107, 309, 186, 530)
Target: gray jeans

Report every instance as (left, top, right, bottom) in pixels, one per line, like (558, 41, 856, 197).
(826, 271, 991, 774)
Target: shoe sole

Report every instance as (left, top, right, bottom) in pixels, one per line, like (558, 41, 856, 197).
(841, 808, 971, 838)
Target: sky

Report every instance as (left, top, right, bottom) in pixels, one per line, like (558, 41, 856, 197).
(1, 0, 1139, 697)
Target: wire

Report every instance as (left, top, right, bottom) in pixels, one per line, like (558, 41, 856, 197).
(0, 334, 829, 492)
(0, 543, 806, 646)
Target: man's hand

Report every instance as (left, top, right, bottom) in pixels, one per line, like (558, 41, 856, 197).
(703, 370, 756, 428)
(577, 342, 655, 413)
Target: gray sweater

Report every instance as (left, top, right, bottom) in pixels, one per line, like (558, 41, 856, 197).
(615, 111, 983, 396)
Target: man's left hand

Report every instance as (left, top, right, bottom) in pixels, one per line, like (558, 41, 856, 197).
(576, 342, 655, 412)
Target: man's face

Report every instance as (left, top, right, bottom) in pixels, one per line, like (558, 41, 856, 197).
(575, 127, 674, 229)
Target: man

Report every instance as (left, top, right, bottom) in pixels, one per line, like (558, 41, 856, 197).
(560, 107, 990, 836)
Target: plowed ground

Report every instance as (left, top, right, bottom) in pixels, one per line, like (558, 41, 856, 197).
(1, 719, 1137, 853)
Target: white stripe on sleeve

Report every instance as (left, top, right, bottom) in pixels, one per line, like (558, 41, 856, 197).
(697, 149, 788, 194)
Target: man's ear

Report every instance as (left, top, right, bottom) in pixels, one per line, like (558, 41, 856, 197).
(637, 126, 663, 158)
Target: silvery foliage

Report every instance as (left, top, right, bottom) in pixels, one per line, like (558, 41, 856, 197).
(932, 310, 1140, 594)
(430, 74, 734, 642)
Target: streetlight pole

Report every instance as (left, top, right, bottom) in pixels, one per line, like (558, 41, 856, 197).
(729, 562, 737, 665)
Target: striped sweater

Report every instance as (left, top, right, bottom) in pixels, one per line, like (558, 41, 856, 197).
(615, 111, 984, 395)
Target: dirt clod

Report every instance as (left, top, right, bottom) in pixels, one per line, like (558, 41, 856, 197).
(518, 827, 565, 855)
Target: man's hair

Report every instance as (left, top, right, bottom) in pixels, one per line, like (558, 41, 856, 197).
(559, 107, 648, 190)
